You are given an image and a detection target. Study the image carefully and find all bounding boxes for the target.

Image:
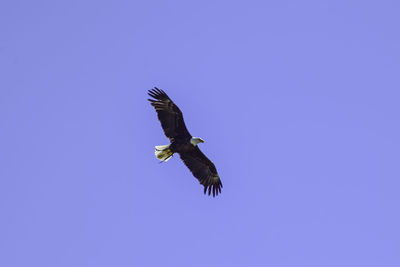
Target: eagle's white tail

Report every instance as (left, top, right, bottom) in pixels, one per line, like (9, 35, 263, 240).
(155, 145, 173, 162)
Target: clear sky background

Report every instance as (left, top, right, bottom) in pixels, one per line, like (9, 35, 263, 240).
(1, 1, 399, 266)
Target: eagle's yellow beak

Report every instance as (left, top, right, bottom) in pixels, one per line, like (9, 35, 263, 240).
(200, 138, 205, 143)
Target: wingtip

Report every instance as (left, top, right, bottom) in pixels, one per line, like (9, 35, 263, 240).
(203, 184, 222, 197)
(147, 87, 169, 100)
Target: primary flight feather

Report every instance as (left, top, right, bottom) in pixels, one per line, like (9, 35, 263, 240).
(148, 87, 222, 197)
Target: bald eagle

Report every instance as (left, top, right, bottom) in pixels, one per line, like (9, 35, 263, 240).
(148, 88, 222, 197)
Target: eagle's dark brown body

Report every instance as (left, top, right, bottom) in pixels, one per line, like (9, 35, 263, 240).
(170, 139, 193, 153)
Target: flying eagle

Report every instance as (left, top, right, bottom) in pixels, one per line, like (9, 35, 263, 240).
(148, 87, 222, 197)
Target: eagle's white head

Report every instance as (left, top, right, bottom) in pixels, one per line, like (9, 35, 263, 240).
(190, 137, 204, 146)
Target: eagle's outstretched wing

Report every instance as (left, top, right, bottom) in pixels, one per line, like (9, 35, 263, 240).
(148, 88, 191, 140)
(179, 147, 222, 197)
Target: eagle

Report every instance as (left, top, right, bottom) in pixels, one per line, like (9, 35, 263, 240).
(148, 87, 222, 197)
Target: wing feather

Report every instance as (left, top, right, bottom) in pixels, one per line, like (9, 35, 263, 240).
(179, 147, 222, 197)
(148, 87, 191, 140)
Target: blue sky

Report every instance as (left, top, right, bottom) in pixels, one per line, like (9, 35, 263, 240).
(1, 1, 399, 266)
